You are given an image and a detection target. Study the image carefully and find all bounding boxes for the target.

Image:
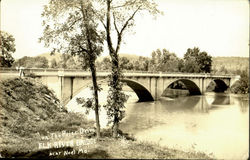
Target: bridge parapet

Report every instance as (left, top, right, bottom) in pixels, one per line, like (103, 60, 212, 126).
(0, 68, 238, 79)
(0, 68, 241, 105)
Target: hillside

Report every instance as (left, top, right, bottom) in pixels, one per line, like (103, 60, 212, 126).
(37, 52, 142, 63)
(39, 52, 62, 62)
(212, 57, 249, 73)
(0, 78, 94, 156)
(96, 53, 142, 62)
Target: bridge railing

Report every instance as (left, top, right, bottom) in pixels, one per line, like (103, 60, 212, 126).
(0, 67, 237, 77)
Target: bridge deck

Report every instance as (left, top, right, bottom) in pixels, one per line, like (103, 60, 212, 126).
(0, 68, 238, 79)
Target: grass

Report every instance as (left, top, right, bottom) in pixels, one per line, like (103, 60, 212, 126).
(1, 127, 213, 159)
(1, 131, 213, 159)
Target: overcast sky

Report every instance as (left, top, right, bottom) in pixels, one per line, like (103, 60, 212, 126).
(1, 0, 249, 59)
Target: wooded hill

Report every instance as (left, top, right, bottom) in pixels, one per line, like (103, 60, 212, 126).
(211, 56, 249, 74)
(13, 52, 249, 74)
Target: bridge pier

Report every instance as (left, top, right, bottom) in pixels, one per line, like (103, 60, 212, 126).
(156, 77, 164, 100)
(149, 77, 157, 100)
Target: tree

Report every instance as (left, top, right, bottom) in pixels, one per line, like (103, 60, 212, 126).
(177, 59, 185, 72)
(34, 56, 49, 68)
(13, 56, 49, 68)
(57, 54, 79, 69)
(50, 58, 58, 68)
(66, 57, 77, 69)
(99, 0, 160, 137)
(218, 65, 228, 74)
(0, 31, 15, 67)
(149, 48, 180, 72)
(149, 51, 157, 71)
(231, 69, 249, 94)
(133, 56, 150, 71)
(40, 0, 104, 139)
(120, 57, 132, 70)
(58, 54, 70, 69)
(138, 56, 150, 71)
(12, 56, 29, 68)
(75, 55, 88, 70)
(183, 47, 212, 73)
(100, 57, 111, 71)
(196, 51, 212, 73)
(183, 56, 200, 73)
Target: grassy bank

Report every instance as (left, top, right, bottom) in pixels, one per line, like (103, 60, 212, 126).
(0, 78, 212, 159)
(1, 130, 212, 159)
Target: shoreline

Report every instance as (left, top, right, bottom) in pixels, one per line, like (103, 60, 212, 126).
(0, 128, 214, 159)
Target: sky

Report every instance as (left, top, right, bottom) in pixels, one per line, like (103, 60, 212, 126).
(1, 0, 249, 59)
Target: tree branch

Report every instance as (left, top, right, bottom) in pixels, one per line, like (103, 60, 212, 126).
(120, 6, 141, 36)
(67, 17, 82, 30)
(79, 45, 88, 53)
(115, 6, 141, 54)
(113, 12, 120, 35)
(100, 19, 107, 30)
(106, 0, 115, 55)
(111, 0, 137, 9)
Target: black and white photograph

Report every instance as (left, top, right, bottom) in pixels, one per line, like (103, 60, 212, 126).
(0, 0, 249, 159)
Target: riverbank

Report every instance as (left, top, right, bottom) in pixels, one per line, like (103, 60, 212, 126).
(1, 129, 212, 159)
(0, 78, 212, 159)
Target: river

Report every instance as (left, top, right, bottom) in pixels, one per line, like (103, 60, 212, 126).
(66, 86, 249, 159)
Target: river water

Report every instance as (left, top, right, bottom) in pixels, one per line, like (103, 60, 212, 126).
(66, 86, 249, 159)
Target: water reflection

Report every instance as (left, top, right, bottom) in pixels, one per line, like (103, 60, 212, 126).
(66, 87, 249, 159)
(120, 93, 249, 159)
(233, 95, 249, 113)
(211, 93, 230, 105)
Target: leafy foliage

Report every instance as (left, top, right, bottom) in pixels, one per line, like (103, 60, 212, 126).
(120, 57, 134, 70)
(104, 69, 129, 125)
(40, 0, 104, 58)
(97, 57, 111, 71)
(231, 69, 249, 94)
(76, 97, 94, 114)
(149, 49, 180, 72)
(57, 54, 85, 69)
(76, 84, 103, 115)
(50, 58, 58, 68)
(12, 56, 49, 68)
(95, 47, 212, 74)
(0, 31, 16, 67)
(183, 47, 212, 73)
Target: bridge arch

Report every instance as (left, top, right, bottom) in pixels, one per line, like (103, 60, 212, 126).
(206, 79, 229, 92)
(121, 78, 154, 102)
(64, 78, 154, 105)
(163, 79, 201, 96)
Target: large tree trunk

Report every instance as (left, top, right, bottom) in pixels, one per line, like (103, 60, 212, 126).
(79, 0, 101, 139)
(89, 60, 101, 139)
(111, 53, 120, 138)
(106, 0, 121, 138)
(112, 115, 119, 138)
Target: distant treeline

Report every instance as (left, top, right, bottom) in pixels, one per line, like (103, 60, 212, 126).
(12, 48, 248, 75)
(13, 47, 214, 73)
(11, 47, 249, 94)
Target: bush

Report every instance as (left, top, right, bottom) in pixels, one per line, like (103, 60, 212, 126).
(231, 70, 249, 94)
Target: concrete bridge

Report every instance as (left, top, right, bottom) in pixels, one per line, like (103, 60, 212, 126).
(0, 68, 240, 105)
